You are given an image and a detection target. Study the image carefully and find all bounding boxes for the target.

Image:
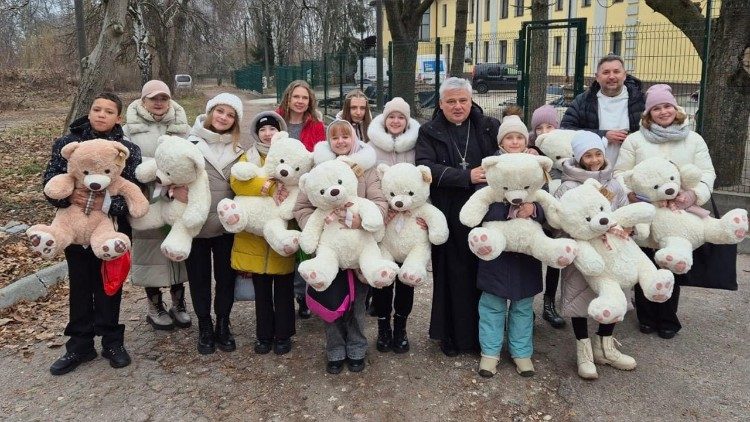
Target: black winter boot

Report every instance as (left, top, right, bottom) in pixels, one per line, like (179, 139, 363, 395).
(543, 296, 566, 329)
(392, 314, 410, 354)
(197, 318, 215, 355)
(215, 316, 236, 352)
(376, 317, 392, 353)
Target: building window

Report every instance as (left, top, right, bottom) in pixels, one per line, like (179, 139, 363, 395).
(500, 0, 509, 19)
(582, 0, 591, 7)
(467, 42, 474, 62)
(419, 9, 431, 41)
(469, 0, 475, 23)
(554, 36, 562, 66)
(515, 0, 524, 17)
(611, 31, 622, 56)
(483, 41, 490, 61)
(499, 40, 508, 64)
(442, 4, 447, 27)
(556, 0, 563, 11)
(485, 0, 491, 21)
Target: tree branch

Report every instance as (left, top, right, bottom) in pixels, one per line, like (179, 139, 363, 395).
(644, 0, 705, 54)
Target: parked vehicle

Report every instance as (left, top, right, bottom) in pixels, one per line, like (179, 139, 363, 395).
(174, 74, 193, 89)
(471, 63, 520, 94)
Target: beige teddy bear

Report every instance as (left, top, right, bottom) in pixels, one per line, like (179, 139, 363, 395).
(27, 139, 149, 260)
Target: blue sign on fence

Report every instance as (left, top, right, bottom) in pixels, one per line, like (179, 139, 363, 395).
(422, 60, 444, 73)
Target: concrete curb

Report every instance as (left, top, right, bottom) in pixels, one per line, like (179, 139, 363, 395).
(0, 262, 68, 309)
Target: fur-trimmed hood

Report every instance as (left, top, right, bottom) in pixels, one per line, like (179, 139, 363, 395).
(560, 157, 615, 185)
(248, 110, 288, 145)
(312, 138, 377, 174)
(367, 113, 420, 154)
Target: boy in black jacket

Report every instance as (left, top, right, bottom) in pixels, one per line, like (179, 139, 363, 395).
(43, 93, 143, 375)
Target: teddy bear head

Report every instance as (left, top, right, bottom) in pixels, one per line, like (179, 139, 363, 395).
(535, 129, 576, 169)
(262, 132, 314, 186)
(482, 153, 553, 205)
(299, 159, 359, 210)
(546, 179, 618, 240)
(152, 135, 205, 186)
(61, 139, 130, 192)
(619, 157, 702, 203)
(377, 163, 431, 212)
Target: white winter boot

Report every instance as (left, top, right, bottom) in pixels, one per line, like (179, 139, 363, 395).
(169, 286, 192, 329)
(592, 335, 636, 370)
(576, 338, 599, 379)
(478, 355, 499, 378)
(146, 290, 174, 330)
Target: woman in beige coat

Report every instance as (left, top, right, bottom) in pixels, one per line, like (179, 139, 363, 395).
(123, 80, 191, 331)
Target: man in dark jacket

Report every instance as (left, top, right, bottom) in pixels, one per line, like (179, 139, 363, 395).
(415, 77, 499, 356)
(561, 54, 645, 164)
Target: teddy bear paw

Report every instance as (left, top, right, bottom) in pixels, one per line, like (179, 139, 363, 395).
(468, 228, 503, 261)
(588, 300, 624, 325)
(99, 238, 129, 261)
(642, 271, 674, 303)
(399, 267, 428, 287)
(299, 266, 333, 291)
(723, 209, 748, 240)
(277, 234, 300, 257)
(161, 244, 190, 262)
(28, 231, 58, 258)
(551, 241, 578, 268)
(655, 249, 691, 275)
(368, 265, 397, 288)
(217, 199, 245, 233)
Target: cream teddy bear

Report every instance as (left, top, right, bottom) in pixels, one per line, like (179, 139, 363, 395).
(620, 157, 748, 274)
(297, 159, 398, 291)
(544, 179, 675, 323)
(459, 153, 578, 268)
(535, 129, 577, 171)
(27, 139, 149, 260)
(217, 132, 314, 256)
(377, 163, 449, 286)
(130, 135, 211, 262)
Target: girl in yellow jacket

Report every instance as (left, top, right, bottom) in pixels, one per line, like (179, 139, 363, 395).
(230, 111, 296, 355)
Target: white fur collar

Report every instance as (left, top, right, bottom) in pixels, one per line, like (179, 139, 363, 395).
(312, 140, 376, 171)
(188, 114, 243, 174)
(125, 100, 190, 136)
(367, 114, 420, 153)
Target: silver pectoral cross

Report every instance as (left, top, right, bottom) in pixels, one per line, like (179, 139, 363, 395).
(459, 159, 469, 170)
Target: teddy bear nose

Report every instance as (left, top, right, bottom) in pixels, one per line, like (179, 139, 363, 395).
(89, 183, 102, 191)
(395, 201, 403, 208)
(155, 176, 162, 185)
(330, 188, 340, 197)
(599, 217, 609, 226)
(665, 188, 675, 196)
(280, 169, 289, 177)
(511, 198, 522, 205)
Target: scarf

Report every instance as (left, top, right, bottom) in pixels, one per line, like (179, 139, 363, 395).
(640, 122, 691, 144)
(255, 141, 271, 157)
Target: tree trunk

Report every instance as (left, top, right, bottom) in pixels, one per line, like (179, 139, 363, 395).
(647, 0, 749, 187)
(65, 0, 128, 129)
(450, 0, 468, 77)
(527, 1, 549, 116)
(128, 0, 152, 86)
(384, 0, 435, 113)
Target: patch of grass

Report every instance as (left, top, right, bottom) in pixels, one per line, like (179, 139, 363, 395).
(174, 91, 207, 124)
(19, 162, 45, 176)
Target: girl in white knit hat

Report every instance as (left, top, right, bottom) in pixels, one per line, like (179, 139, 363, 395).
(367, 97, 423, 355)
(185, 92, 245, 355)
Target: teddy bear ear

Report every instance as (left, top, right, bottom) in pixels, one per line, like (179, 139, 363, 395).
(376, 163, 389, 180)
(298, 173, 309, 191)
(535, 155, 554, 173)
(417, 165, 432, 184)
(481, 156, 502, 169)
(271, 131, 289, 143)
(60, 141, 81, 160)
(113, 142, 131, 161)
(189, 148, 205, 171)
(583, 178, 603, 190)
(619, 170, 634, 189)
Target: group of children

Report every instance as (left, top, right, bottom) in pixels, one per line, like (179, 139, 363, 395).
(42, 79, 638, 380)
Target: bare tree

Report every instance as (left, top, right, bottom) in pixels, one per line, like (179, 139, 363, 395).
(384, 0, 435, 112)
(526, 0, 549, 115)
(449, 0, 468, 77)
(65, 0, 128, 127)
(142, 0, 192, 91)
(128, 0, 152, 85)
(646, 0, 750, 187)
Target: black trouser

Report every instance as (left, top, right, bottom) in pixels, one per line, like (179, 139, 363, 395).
(373, 278, 415, 319)
(571, 317, 615, 340)
(252, 273, 296, 341)
(544, 267, 560, 299)
(64, 245, 125, 354)
(634, 248, 682, 332)
(185, 234, 236, 321)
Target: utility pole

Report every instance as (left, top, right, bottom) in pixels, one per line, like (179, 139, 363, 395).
(376, 0, 384, 109)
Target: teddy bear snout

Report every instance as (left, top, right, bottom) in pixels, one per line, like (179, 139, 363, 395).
(84, 175, 110, 191)
(664, 188, 675, 196)
(394, 200, 404, 209)
(155, 176, 162, 185)
(280, 169, 289, 177)
(330, 188, 340, 197)
(599, 217, 609, 226)
(511, 198, 523, 205)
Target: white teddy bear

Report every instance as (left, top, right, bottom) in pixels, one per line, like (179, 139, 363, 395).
(377, 163, 449, 286)
(620, 157, 748, 274)
(544, 179, 675, 323)
(459, 153, 578, 269)
(216, 132, 314, 256)
(535, 129, 577, 171)
(130, 135, 211, 262)
(297, 159, 399, 291)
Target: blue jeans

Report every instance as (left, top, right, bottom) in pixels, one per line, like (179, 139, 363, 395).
(478, 292, 534, 359)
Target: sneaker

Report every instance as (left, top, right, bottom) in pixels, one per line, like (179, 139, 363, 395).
(274, 338, 292, 355)
(49, 350, 97, 376)
(254, 339, 273, 354)
(347, 357, 366, 373)
(101, 345, 132, 369)
(326, 359, 345, 375)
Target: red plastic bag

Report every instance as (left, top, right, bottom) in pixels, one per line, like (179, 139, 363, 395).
(101, 251, 131, 296)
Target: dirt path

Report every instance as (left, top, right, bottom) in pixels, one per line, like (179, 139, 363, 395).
(1, 88, 748, 420)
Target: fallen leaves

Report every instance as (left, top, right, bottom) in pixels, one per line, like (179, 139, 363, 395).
(0, 281, 69, 353)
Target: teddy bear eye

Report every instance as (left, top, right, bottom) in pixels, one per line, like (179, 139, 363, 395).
(669, 176, 674, 181)
(83, 170, 89, 175)
(600, 206, 604, 211)
(503, 187, 508, 191)
(408, 191, 414, 196)
(320, 189, 325, 195)
(586, 217, 591, 222)
(337, 179, 342, 185)
(280, 159, 285, 163)
(524, 186, 530, 189)
(556, 156, 561, 159)
(653, 185, 659, 189)
(390, 192, 395, 197)
(105, 169, 110, 174)
(295, 167, 300, 171)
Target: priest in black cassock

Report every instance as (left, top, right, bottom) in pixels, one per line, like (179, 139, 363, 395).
(415, 77, 500, 356)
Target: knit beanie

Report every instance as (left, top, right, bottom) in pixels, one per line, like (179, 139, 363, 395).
(644, 84, 678, 115)
(206, 93, 244, 122)
(382, 97, 411, 120)
(530, 105, 560, 131)
(571, 131, 607, 163)
(141, 80, 171, 99)
(496, 115, 529, 145)
(255, 114, 281, 134)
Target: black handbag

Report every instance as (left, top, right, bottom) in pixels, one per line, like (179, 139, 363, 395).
(676, 197, 739, 291)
